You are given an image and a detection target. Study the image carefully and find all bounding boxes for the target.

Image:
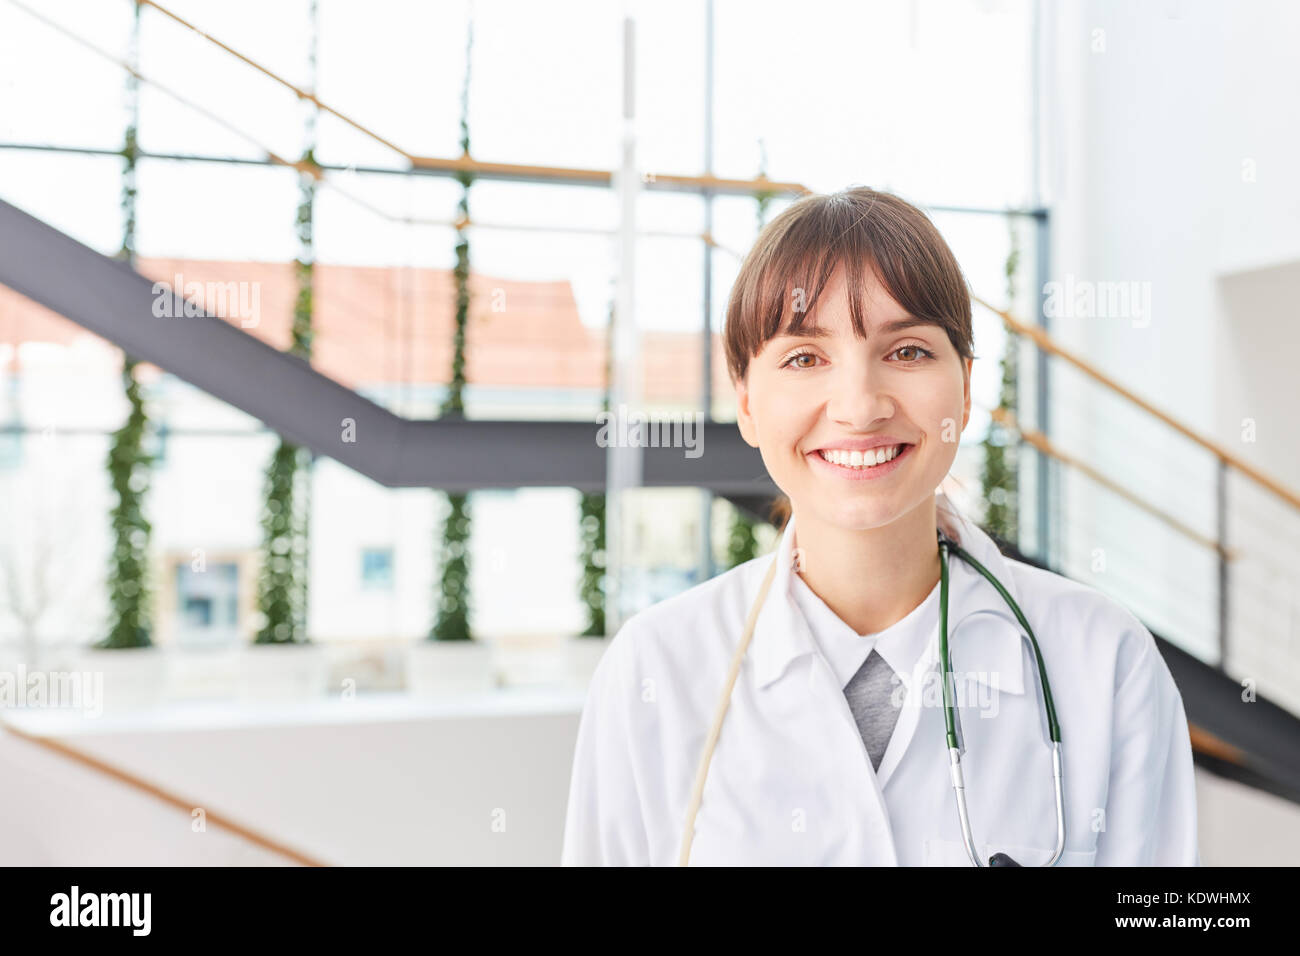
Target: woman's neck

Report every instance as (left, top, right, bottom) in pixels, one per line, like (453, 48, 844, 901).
(792, 498, 942, 637)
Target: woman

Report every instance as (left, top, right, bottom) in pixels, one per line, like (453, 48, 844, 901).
(561, 186, 1199, 866)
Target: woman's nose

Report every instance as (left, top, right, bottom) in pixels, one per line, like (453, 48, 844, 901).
(826, 367, 896, 428)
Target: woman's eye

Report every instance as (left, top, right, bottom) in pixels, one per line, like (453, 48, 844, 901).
(893, 345, 934, 363)
(782, 346, 932, 368)
(782, 352, 820, 369)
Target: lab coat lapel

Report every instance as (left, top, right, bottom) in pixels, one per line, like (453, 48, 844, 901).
(740, 494, 1028, 863)
(747, 499, 1027, 693)
(747, 515, 816, 690)
(745, 513, 901, 865)
(872, 492, 1029, 789)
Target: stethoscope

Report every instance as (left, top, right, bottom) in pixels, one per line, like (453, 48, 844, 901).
(677, 527, 1065, 867)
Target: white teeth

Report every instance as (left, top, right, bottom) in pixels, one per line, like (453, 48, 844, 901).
(818, 445, 905, 469)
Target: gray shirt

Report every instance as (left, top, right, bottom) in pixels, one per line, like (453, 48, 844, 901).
(790, 572, 941, 771)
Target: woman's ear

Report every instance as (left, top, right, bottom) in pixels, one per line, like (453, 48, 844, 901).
(961, 357, 973, 430)
(735, 375, 759, 449)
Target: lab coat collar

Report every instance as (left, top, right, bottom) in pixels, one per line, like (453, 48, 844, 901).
(749, 490, 1027, 696)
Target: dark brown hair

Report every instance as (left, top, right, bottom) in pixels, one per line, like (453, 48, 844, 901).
(723, 186, 974, 386)
(724, 186, 976, 532)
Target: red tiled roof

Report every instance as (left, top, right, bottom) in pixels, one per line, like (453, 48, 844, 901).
(0, 259, 734, 406)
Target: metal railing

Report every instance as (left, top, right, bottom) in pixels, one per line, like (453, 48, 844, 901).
(974, 295, 1300, 715)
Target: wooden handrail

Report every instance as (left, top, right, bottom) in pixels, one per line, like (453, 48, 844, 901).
(2, 720, 327, 866)
(1188, 723, 1247, 764)
(140, 0, 809, 197)
(138, 0, 411, 161)
(973, 295, 1300, 513)
(986, 404, 1238, 559)
(9, 4, 802, 225)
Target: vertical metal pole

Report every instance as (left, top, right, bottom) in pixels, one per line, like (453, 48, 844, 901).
(1030, 0, 1042, 214)
(1217, 457, 1229, 671)
(606, 10, 641, 634)
(299, 0, 320, 645)
(699, 0, 715, 582)
(1034, 210, 1052, 567)
(1030, 0, 1053, 568)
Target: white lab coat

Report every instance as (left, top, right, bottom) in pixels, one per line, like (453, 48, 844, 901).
(561, 491, 1200, 866)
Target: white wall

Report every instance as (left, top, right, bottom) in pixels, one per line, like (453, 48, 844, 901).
(1043, 0, 1300, 706)
(0, 693, 585, 866)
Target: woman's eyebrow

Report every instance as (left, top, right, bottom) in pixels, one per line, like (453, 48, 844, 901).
(875, 317, 944, 335)
(774, 324, 833, 339)
(774, 316, 942, 339)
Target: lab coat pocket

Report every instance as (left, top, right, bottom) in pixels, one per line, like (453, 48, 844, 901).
(922, 837, 1097, 867)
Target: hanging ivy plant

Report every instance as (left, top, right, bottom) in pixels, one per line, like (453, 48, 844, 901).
(100, 0, 153, 650)
(577, 296, 613, 637)
(254, 437, 310, 643)
(578, 491, 606, 637)
(255, 9, 318, 644)
(979, 214, 1021, 544)
(102, 357, 156, 648)
(254, 161, 315, 645)
(432, 19, 475, 642)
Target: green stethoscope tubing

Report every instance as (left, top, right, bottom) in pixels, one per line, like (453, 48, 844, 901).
(938, 530, 1061, 745)
(937, 529, 1066, 866)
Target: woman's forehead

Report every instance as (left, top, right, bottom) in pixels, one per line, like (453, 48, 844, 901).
(778, 299, 939, 340)
(776, 263, 904, 327)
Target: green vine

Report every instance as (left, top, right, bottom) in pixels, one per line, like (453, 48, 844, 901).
(102, 358, 156, 648)
(100, 0, 153, 649)
(979, 214, 1021, 544)
(578, 491, 606, 636)
(432, 17, 475, 641)
(254, 439, 311, 643)
(576, 299, 613, 637)
(255, 5, 317, 644)
(432, 494, 473, 641)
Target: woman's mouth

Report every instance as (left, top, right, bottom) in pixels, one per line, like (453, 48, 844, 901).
(806, 443, 915, 481)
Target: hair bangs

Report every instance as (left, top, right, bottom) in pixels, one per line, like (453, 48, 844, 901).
(760, 209, 882, 343)
(723, 186, 974, 385)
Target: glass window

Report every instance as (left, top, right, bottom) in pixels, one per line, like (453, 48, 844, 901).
(174, 560, 240, 645)
(360, 547, 394, 589)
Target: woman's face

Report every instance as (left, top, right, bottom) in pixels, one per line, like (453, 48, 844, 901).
(735, 264, 972, 532)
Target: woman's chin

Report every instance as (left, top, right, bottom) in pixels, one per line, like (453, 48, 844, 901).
(807, 497, 902, 532)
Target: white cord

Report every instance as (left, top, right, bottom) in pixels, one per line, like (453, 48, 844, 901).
(676, 552, 781, 866)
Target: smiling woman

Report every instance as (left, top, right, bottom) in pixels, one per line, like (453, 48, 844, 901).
(561, 185, 1200, 868)
(725, 186, 977, 537)
(730, 192, 977, 599)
